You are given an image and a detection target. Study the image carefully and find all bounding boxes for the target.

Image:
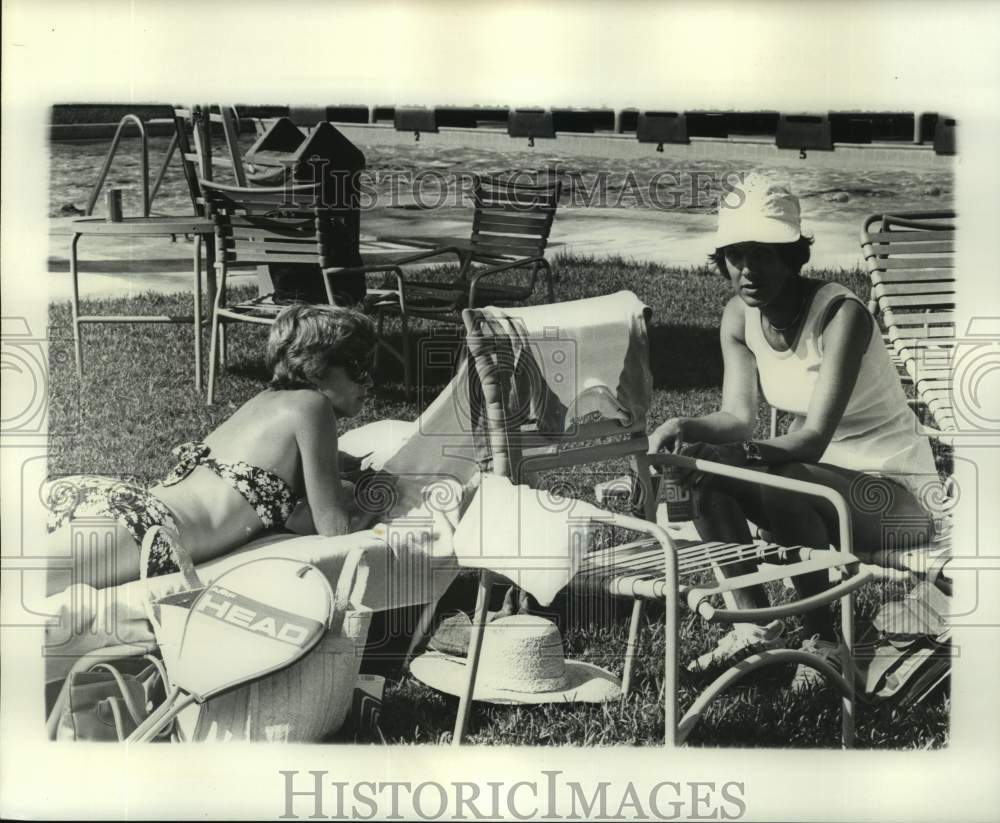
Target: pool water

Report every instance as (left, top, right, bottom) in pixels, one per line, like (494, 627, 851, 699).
(50, 135, 953, 223)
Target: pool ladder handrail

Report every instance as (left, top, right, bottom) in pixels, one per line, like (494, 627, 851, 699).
(85, 114, 153, 217)
(86, 106, 247, 218)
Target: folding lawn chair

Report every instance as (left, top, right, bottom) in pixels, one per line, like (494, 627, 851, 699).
(362, 175, 562, 395)
(170, 104, 248, 216)
(860, 211, 957, 433)
(201, 179, 407, 404)
(430, 305, 872, 747)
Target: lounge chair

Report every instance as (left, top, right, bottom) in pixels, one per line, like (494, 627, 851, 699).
(360, 175, 562, 395)
(860, 211, 957, 432)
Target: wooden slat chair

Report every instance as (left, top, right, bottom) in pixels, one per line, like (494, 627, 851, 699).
(437, 308, 870, 747)
(363, 176, 561, 394)
(860, 211, 957, 432)
(171, 105, 248, 217)
(202, 180, 406, 404)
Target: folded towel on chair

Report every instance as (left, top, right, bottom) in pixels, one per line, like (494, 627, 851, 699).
(479, 290, 652, 431)
(375, 290, 651, 477)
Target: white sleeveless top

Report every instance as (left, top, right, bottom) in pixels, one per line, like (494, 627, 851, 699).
(744, 282, 939, 508)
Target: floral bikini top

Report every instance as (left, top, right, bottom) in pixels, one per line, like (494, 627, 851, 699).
(162, 442, 298, 529)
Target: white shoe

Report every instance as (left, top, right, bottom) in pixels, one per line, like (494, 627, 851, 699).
(687, 620, 786, 675)
(791, 635, 841, 693)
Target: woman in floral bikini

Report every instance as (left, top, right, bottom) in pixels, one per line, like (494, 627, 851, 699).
(46, 304, 377, 591)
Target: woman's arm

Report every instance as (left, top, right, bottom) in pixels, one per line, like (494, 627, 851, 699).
(684, 298, 872, 467)
(649, 296, 758, 453)
(294, 393, 354, 536)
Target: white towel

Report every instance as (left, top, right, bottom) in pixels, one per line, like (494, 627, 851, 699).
(452, 473, 612, 606)
(372, 290, 652, 485)
(480, 290, 651, 430)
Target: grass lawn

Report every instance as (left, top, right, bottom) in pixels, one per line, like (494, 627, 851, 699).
(47, 254, 949, 748)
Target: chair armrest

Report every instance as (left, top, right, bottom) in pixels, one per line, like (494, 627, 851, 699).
(385, 245, 470, 267)
(467, 255, 545, 281)
(322, 263, 410, 279)
(646, 453, 855, 559)
(915, 424, 957, 443)
(689, 565, 873, 623)
(467, 255, 546, 305)
(322, 264, 411, 311)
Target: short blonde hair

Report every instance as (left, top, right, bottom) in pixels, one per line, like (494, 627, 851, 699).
(266, 304, 377, 390)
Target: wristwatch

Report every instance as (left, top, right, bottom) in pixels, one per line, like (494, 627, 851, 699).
(741, 441, 766, 466)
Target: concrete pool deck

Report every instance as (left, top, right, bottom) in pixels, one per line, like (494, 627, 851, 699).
(47, 206, 867, 301)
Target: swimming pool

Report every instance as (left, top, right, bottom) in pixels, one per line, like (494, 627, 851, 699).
(49, 135, 953, 223)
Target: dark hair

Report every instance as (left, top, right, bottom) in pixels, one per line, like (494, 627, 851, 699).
(266, 304, 377, 390)
(709, 235, 814, 279)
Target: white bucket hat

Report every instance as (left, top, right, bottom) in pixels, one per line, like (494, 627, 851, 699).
(714, 173, 801, 250)
(410, 614, 622, 704)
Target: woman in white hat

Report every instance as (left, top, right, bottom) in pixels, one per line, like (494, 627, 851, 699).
(45, 304, 378, 592)
(647, 173, 940, 689)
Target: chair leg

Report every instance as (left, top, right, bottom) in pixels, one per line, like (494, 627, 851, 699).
(621, 598, 644, 696)
(452, 570, 493, 746)
(192, 235, 203, 392)
(373, 311, 385, 370)
(676, 649, 855, 746)
(69, 233, 83, 378)
(839, 590, 856, 748)
(541, 260, 555, 303)
(206, 313, 221, 405)
(218, 323, 227, 369)
(403, 597, 441, 669)
(401, 313, 413, 399)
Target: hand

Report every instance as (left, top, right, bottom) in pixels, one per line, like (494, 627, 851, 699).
(677, 442, 747, 485)
(678, 442, 746, 466)
(338, 451, 365, 478)
(648, 418, 688, 455)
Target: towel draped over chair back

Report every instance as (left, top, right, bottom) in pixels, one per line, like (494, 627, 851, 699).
(461, 292, 654, 483)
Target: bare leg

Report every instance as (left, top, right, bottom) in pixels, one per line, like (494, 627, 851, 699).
(758, 468, 837, 639)
(45, 520, 141, 596)
(693, 476, 770, 611)
(691, 462, 934, 637)
(761, 463, 934, 640)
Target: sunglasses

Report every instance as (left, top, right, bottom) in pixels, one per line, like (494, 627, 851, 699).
(332, 358, 374, 384)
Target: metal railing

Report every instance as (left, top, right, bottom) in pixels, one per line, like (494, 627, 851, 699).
(84, 106, 249, 219)
(84, 114, 151, 217)
(148, 128, 181, 208)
